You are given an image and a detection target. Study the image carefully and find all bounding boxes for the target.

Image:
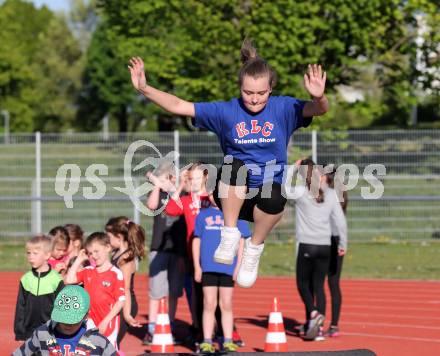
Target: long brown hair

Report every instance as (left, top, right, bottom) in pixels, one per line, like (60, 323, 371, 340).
(238, 38, 277, 88)
(48, 226, 70, 249)
(300, 158, 325, 203)
(105, 216, 145, 264)
(64, 224, 84, 249)
(189, 161, 209, 177)
(326, 168, 348, 214)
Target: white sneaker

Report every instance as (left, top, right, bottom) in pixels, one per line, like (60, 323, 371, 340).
(236, 239, 264, 288)
(214, 227, 241, 265)
(314, 326, 325, 341)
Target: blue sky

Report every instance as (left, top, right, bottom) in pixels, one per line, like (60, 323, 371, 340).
(32, 0, 70, 12)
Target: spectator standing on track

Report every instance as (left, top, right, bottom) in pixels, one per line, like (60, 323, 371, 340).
(106, 216, 145, 349)
(65, 232, 125, 350)
(164, 162, 211, 348)
(193, 205, 251, 353)
(142, 164, 187, 345)
(14, 234, 64, 341)
(292, 159, 347, 341)
(325, 168, 348, 337)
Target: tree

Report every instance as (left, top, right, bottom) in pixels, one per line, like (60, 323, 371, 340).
(77, 23, 146, 132)
(0, 0, 52, 131)
(68, 0, 99, 52)
(0, 0, 83, 132)
(32, 16, 84, 131)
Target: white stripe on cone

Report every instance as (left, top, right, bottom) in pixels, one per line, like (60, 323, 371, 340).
(268, 312, 283, 323)
(152, 333, 174, 345)
(265, 332, 287, 343)
(156, 313, 170, 325)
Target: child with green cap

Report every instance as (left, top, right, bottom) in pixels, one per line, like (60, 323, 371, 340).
(13, 285, 117, 356)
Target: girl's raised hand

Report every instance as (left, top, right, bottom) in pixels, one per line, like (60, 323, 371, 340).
(77, 249, 88, 262)
(146, 171, 162, 187)
(128, 57, 147, 91)
(304, 64, 326, 99)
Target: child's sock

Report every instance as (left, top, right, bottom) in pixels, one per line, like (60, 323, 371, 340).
(224, 338, 232, 343)
(203, 338, 212, 344)
(148, 322, 156, 335)
(223, 226, 239, 234)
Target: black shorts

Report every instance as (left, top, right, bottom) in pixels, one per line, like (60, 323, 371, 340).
(213, 157, 287, 222)
(202, 272, 234, 287)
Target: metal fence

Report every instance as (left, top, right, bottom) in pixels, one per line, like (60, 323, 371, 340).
(0, 130, 439, 242)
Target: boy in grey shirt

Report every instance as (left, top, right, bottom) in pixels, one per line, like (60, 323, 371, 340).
(13, 285, 117, 356)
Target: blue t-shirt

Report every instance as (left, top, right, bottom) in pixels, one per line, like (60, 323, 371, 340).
(54, 323, 87, 355)
(194, 207, 251, 275)
(194, 96, 308, 187)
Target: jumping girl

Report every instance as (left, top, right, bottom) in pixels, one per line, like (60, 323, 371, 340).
(129, 39, 328, 287)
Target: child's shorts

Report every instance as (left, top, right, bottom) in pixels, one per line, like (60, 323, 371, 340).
(213, 157, 287, 222)
(149, 251, 185, 299)
(202, 272, 234, 287)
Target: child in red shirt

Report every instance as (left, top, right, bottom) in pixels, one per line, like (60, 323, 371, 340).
(65, 232, 125, 350)
(165, 163, 211, 259)
(164, 162, 211, 346)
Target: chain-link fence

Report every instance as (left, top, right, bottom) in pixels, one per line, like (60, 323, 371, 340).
(0, 130, 439, 242)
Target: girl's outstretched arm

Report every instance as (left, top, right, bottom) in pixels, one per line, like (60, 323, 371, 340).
(129, 57, 195, 117)
(302, 64, 329, 117)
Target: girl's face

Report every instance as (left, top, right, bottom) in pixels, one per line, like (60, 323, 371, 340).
(86, 241, 111, 267)
(320, 174, 329, 190)
(240, 75, 272, 113)
(189, 168, 206, 193)
(52, 241, 68, 260)
(67, 239, 82, 254)
(108, 232, 122, 249)
(157, 173, 172, 187)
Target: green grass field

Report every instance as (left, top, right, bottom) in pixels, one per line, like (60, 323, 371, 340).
(2, 241, 439, 280)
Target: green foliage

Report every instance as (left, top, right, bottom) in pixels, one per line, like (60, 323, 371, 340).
(0, 0, 83, 132)
(32, 16, 84, 131)
(0, 0, 438, 132)
(77, 21, 157, 132)
(89, 0, 439, 130)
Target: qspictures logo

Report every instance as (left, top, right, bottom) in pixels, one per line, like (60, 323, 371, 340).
(54, 140, 386, 216)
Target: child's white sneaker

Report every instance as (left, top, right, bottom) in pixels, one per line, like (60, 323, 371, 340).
(236, 239, 264, 288)
(214, 227, 241, 265)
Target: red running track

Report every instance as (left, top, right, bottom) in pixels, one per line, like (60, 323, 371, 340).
(2, 272, 440, 355)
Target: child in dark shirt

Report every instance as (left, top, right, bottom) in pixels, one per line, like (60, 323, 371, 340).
(14, 234, 64, 341)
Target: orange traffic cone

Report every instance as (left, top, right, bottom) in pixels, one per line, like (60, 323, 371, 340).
(264, 297, 288, 352)
(151, 298, 175, 353)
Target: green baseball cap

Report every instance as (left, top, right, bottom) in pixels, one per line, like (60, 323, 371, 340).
(51, 285, 90, 324)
